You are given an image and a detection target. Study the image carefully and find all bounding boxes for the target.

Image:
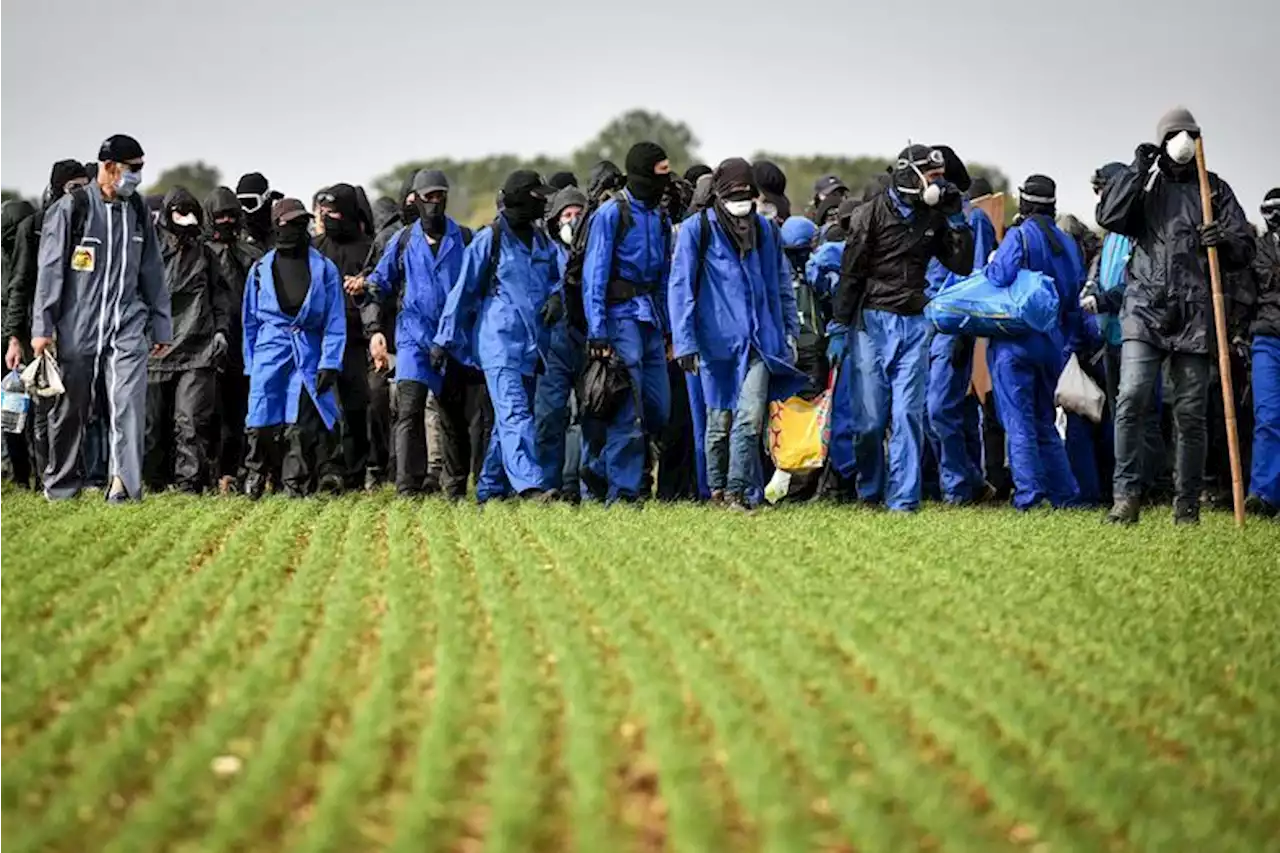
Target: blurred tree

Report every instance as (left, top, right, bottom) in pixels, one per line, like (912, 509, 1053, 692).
(1, 189, 22, 204)
(143, 161, 221, 200)
(571, 109, 699, 176)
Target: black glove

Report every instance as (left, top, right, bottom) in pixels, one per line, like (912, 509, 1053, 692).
(676, 353, 700, 375)
(429, 344, 448, 373)
(588, 338, 612, 358)
(937, 182, 963, 216)
(540, 291, 565, 326)
(315, 368, 338, 393)
(1198, 221, 1225, 248)
(1135, 143, 1161, 170)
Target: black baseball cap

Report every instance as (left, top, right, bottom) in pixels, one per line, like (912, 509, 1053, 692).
(98, 134, 144, 163)
(502, 170, 554, 199)
(271, 198, 312, 226)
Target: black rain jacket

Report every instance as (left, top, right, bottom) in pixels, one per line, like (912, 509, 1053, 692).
(151, 187, 232, 373)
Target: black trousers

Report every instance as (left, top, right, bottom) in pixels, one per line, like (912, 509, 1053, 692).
(215, 370, 249, 481)
(144, 368, 216, 492)
(656, 360, 698, 501)
(244, 392, 341, 496)
(367, 364, 393, 486)
(337, 338, 370, 490)
(396, 365, 493, 497)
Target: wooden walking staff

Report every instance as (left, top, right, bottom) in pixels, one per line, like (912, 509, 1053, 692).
(1194, 137, 1246, 527)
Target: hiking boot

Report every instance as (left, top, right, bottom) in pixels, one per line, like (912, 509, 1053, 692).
(1173, 500, 1201, 526)
(724, 492, 752, 514)
(1104, 496, 1141, 525)
(318, 473, 345, 495)
(244, 475, 266, 501)
(1245, 494, 1278, 518)
(520, 488, 560, 504)
(709, 489, 726, 507)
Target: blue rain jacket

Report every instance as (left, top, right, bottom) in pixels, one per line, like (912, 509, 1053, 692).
(668, 210, 804, 410)
(434, 219, 561, 376)
(582, 190, 671, 340)
(243, 248, 347, 429)
(368, 218, 467, 393)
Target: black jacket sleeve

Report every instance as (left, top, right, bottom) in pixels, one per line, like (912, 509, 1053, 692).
(1096, 161, 1147, 238)
(933, 214, 975, 277)
(3, 216, 38, 343)
(209, 247, 233, 338)
(1208, 177, 1255, 274)
(832, 204, 873, 326)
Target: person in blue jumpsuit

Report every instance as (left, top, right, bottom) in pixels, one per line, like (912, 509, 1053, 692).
(1245, 189, 1280, 517)
(364, 170, 469, 497)
(582, 142, 672, 503)
(434, 171, 562, 503)
(535, 185, 588, 496)
(668, 159, 804, 509)
(924, 177, 998, 505)
(831, 145, 975, 512)
(983, 175, 1085, 509)
(241, 199, 347, 498)
(807, 234, 860, 500)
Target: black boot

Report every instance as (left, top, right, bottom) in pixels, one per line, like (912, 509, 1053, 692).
(1173, 499, 1201, 525)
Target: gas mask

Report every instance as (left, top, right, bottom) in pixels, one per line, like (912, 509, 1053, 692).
(558, 216, 580, 245)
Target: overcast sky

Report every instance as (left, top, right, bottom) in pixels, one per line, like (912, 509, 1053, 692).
(3, 0, 1275, 222)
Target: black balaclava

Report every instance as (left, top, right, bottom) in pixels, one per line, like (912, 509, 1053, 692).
(663, 175, 693, 223)
(712, 158, 759, 258)
(500, 170, 549, 244)
(2, 200, 36, 257)
(690, 173, 714, 214)
(163, 187, 204, 243)
(549, 171, 578, 190)
(204, 186, 243, 244)
(752, 160, 790, 220)
(400, 172, 419, 226)
(1262, 188, 1280, 234)
(815, 192, 844, 226)
(413, 170, 450, 238)
(48, 159, 85, 203)
(236, 172, 274, 243)
(931, 145, 972, 193)
(587, 160, 625, 205)
(891, 144, 942, 207)
(271, 205, 313, 315)
(321, 183, 362, 242)
(684, 164, 712, 185)
(625, 142, 669, 205)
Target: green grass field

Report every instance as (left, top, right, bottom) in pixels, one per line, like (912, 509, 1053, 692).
(2, 490, 1278, 853)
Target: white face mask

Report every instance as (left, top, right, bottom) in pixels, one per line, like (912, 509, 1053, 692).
(1166, 131, 1196, 165)
(723, 199, 754, 218)
(171, 211, 199, 227)
(558, 221, 576, 244)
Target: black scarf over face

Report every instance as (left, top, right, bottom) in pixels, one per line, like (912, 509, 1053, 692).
(416, 199, 447, 237)
(711, 157, 759, 258)
(322, 183, 362, 243)
(274, 219, 311, 258)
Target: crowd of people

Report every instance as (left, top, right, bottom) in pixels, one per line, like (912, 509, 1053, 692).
(3, 106, 1278, 525)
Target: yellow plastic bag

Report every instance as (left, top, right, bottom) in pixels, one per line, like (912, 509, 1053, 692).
(767, 377, 833, 473)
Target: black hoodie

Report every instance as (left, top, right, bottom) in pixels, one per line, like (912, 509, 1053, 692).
(152, 186, 232, 373)
(203, 186, 264, 371)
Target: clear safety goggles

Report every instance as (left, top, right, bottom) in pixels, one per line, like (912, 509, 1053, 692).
(895, 147, 945, 173)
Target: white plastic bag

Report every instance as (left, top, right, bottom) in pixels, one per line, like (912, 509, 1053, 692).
(1054, 353, 1105, 423)
(21, 350, 66, 399)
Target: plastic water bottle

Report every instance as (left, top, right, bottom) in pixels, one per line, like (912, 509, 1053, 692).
(2, 370, 30, 434)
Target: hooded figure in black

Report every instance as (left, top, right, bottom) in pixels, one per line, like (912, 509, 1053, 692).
(204, 186, 264, 488)
(310, 182, 375, 488)
(1097, 107, 1255, 525)
(144, 186, 233, 492)
(752, 160, 791, 223)
(235, 172, 280, 250)
(2, 198, 36, 487)
(3, 160, 88, 489)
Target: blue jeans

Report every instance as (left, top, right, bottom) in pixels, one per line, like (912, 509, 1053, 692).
(853, 310, 929, 511)
(705, 357, 769, 496)
(602, 317, 670, 501)
(534, 323, 584, 491)
(1251, 335, 1280, 506)
(926, 331, 985, 503)
(988, 334, 1079, 509)
(1113, 340, 1208, 504)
